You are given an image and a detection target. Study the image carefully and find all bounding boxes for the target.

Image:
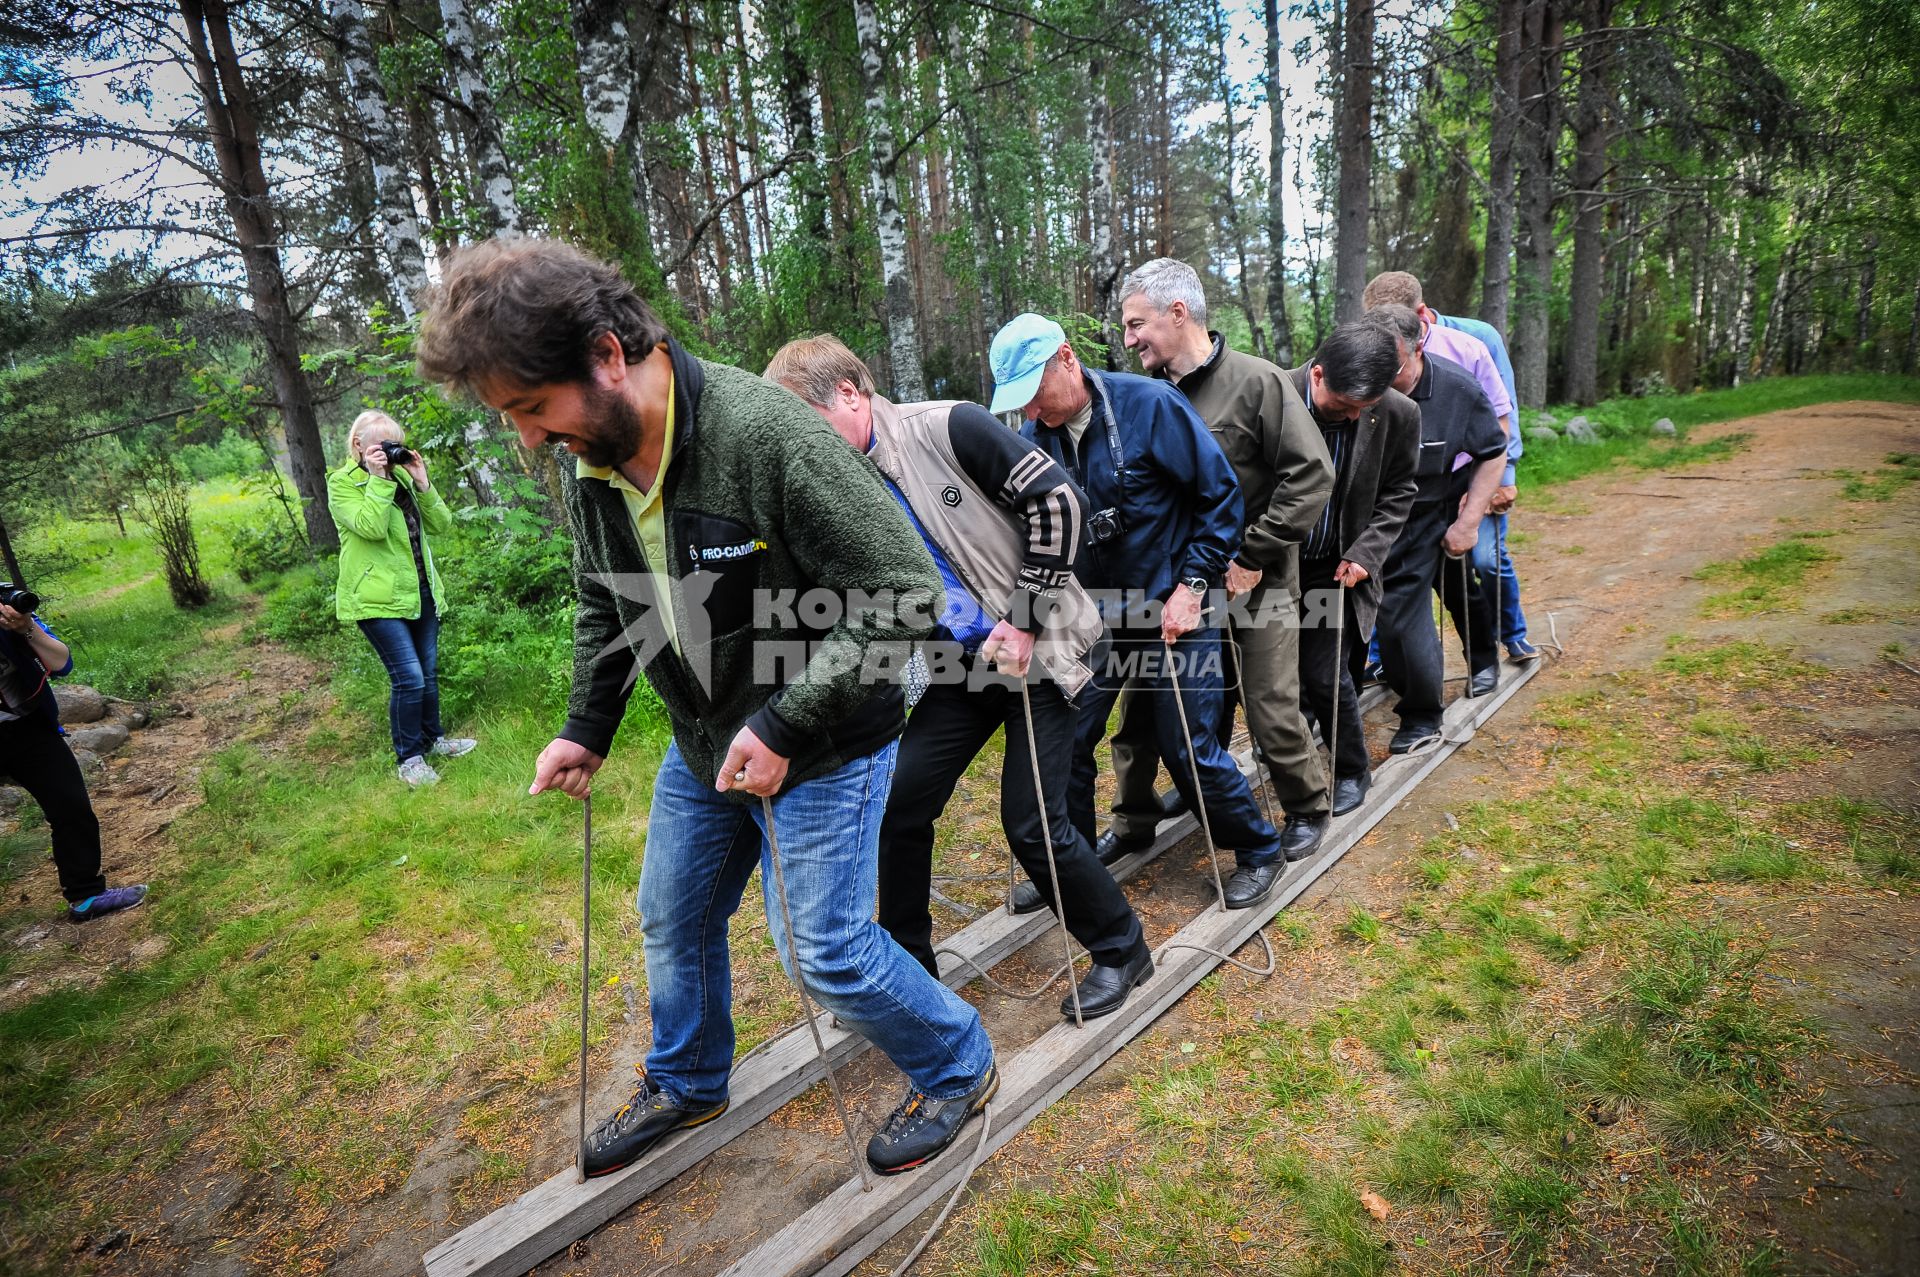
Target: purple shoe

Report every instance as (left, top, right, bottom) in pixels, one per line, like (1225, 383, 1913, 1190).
(68, 884, 149, 924)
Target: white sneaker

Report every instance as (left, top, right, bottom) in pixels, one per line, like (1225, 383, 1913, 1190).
(398, 756, 441, 786)
(429, 736, 477, 758)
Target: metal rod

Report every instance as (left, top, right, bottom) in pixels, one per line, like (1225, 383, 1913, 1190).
(1164, 637, 1229, 911)
(759, 793, 876, 1192)
(1328, 584, 1344, 809)
(576, 792, 591, 1182)
(1019, 679, 1083, 1026)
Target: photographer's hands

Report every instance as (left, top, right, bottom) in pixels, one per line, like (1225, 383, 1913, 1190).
(359, 437, 429, 489)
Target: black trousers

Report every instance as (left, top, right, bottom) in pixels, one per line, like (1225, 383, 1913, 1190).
(877, 666, 1146, 976)
(1296, 559, 1370, 781)
(0, 708, 106, 904)
(1376, 499, 1497, 731)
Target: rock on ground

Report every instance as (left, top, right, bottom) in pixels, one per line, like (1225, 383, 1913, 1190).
(0, 784, 24, 811)
(1564, 415, 1600, 444)
(1653, 416, 1677, 435)
(1527, 426, 1561, 445)
(64, 722, 130, 755)
(54, 685, 107, 725)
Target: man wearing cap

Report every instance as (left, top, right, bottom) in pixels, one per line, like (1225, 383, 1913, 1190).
(765, 334, 1153, 1020)
(1363, 304, 1508, 756)
(988, 312, 1287, 910)
(1116, 258, 1335, 883)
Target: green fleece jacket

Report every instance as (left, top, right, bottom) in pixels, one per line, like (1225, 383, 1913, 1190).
(327, 462, 452, 622)
(557, 341, 943, 793)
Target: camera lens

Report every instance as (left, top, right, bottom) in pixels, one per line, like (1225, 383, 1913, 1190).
(1, 585, 38, 612)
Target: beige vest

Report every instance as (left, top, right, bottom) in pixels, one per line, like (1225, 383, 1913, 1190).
(866, 396, 1102, 701)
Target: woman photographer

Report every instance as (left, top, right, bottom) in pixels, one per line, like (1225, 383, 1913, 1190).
(0, 590, 149, 922)
(328, 410, 476, 785)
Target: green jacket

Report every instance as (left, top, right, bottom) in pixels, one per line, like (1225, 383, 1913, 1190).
(559, 340, 942, 793)
(327, 462, 453, 622)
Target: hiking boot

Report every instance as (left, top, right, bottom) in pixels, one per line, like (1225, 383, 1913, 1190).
(429, 736, 478, 758)
(1507, 638, 1541, 663)
(582, 1068, 729, 1178)
(68, 884, 148, 924)
(866, 1063, 999, 1175)
(398, 755, 440, 786)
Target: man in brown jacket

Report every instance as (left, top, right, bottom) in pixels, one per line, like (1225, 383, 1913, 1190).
(1116, 259, 1336, 888)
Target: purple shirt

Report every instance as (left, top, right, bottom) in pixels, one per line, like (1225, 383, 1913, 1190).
(1421, 322, 1513, 426)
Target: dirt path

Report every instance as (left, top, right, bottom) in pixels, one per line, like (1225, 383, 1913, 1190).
(469, 401, 1916, 1277)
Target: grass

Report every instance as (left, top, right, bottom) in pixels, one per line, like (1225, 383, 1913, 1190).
(942, 639, 1868, 1274)
(1519, 373, 1920, 489)
(1695, 532, 1839, 617)
(1835, 451, 1920, 501)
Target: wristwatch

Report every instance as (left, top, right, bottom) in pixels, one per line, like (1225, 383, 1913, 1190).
(1181, 575, 1210, 598)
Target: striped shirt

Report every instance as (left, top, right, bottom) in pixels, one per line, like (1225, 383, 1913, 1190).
(1302, 417, 1353, 564)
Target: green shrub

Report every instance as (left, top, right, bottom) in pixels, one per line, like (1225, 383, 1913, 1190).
(228, 520, 307, 584)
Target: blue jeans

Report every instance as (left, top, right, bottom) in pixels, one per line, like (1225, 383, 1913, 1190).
(358, 597, 441, 762)
(1475, 513, 1529, 645)
(638, 739, 994, 1107)
(1072, 627, 1283, 868)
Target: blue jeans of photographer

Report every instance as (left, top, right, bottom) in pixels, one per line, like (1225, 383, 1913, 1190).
(357, 596, 442, 762)
(637, 739, 994, 1108)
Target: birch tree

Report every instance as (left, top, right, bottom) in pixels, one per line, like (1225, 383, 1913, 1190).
(438, 0, 521, 235)
(330, 0, 431, 315)
(1264, 0, 1293, 366)
(1332, 0, 1374, 323)
(1088, 53, 1121, 365)
(852, 0, 925, 400)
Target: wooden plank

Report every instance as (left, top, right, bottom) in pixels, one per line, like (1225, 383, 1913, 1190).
(717, 662, 1540, 1277)
(422, 686, 1393, 1277)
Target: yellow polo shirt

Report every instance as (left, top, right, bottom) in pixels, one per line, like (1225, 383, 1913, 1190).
(577, 372, 679, 652)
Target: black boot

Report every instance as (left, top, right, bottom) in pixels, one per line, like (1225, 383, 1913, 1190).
(1224, 862, 1283, 909)
(1332, 770, 1371, 816)
(1279, 813, 1327, 861)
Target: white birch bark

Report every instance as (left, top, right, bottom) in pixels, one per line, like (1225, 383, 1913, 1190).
(1087, 54, 1119, 364)
(570, 0, 656, 251)
(852, 0, 926, 400)
(330, 0, 431, 316)
(438, 0, 521, 234)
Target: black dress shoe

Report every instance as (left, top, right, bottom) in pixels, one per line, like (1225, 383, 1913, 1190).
(867, 1063, 999, 1174)
(1060, 946, 1153, 1019)
(1224, 861, 1283, 909)
(1469, 665, 1499, 696)
(1157, 788, 1187, 817)
(1007, 878, 1048, 914)
(1279, 813, 1328, 861)
(1332, 771, 1371, 816)
(1389, 722, 1442, 755)
(582, 1069, 730, 1178)
(1095, 828, 1153, 866)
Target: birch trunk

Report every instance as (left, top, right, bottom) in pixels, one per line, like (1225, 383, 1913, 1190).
(852, 0, 926, 400)
(179, 0, 337, 551)
(1856, 234, 1877, 359)
(439, 0, 521, 235)
(1088, 54, 1120, 366)
(1332, 0, 1374, 323)
(1479, 0, 1522, 337)
(1213, 1, 1268, 360)
(571, 0, 652, 251)
(331, 0, 431, 315)
(1264, 0, 1293, 366)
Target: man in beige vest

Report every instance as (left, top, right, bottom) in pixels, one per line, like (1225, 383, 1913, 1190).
(767, 336, 1153, 1021)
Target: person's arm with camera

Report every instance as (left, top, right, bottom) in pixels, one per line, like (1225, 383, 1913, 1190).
(0, 598, 72, 678)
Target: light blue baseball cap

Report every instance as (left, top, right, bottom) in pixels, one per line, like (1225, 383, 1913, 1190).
(988, 313, 1068, 414)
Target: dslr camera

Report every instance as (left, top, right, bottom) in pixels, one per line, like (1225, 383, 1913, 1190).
(0, 583, 39, 613)
(377, 439, 417, 467)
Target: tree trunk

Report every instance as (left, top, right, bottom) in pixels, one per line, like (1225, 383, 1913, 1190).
(1332, 0, 1374, 323)
(439, 0, 521, 235)
(331, 0, 431, 315)
(1088, 54, 1120, 366)
(1511, 0, 1563, 408)
(571, 0, 652, 252)
(1907, 270, 1920, 375)
(1563, 0, 1614, 405)
(1480, 0, 1522, 337)
(1755, 205, 1802, 380)
(179, 0, 337, 551)
(731, 3, 773, 286)
(1264, 0, 1293, 366)
(0, 503, 25, 591)
(852, 0, 925, 399)
(1855, 234, 1878, 361)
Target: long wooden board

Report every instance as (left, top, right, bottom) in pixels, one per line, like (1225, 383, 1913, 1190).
(717, 662, 1540, 1277)
(421, 688, 1393, 1277)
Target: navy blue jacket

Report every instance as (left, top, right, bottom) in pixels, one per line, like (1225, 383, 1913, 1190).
(1021, 368, 1243, 615)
